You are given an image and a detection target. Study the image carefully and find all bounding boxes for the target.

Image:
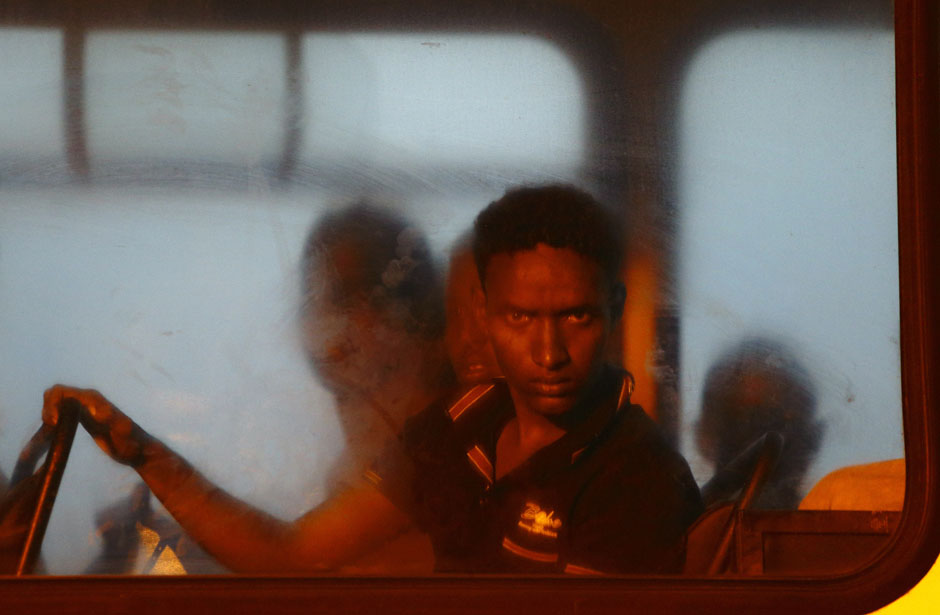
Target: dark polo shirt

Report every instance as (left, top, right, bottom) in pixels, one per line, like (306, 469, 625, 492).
(367, 367, 703, 574)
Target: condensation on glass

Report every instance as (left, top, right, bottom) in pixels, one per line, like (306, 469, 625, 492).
(0, 27, 586, 573)
(0, 4, 902, 576)
(676, 29, 902, 501)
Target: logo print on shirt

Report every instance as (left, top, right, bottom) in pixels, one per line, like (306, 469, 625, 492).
(518, 502, 562, 538)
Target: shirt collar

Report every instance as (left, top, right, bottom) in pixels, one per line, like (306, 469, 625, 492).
(446, 367, 634, 486)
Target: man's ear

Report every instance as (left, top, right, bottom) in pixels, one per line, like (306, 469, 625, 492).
(609, 282, 626, 321)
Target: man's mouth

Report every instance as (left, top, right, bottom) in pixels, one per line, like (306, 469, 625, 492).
(456, 363, 493, 385)
(460, 363, 487, 376)
(530, 378, 576, 396)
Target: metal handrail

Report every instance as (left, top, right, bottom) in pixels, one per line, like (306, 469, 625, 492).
(15, 399, 81, 576)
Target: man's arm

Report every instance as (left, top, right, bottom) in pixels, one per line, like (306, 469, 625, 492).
(42, 385, 413, 574)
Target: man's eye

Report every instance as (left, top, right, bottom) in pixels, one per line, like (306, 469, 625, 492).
(567, 311, 593, 325)
(507, 311, 530, 324)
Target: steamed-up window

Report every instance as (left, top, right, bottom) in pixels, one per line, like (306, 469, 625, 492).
(299, 34, 585, 175)
(677, 29, 901, 497)
(0, 29, 586, 573)
(1, 13, 909, 582)
(0, 28, 66, 181)
(294, 33, 587, 251)
(85, 33, 288, 169)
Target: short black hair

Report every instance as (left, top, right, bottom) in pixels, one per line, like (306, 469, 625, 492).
(472, 184, 623, 287)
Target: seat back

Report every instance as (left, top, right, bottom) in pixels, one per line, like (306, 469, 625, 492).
(684, 431, 784, 575)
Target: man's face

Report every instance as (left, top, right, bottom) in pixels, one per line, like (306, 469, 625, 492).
(302, 246, 406, 399)
(445, 249, 501, 385)
(481, 243, 619, 417)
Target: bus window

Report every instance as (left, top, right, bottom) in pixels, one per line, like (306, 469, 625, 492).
(677, 29, 901, 506)
(0, 0, 936, 612)
(0, 27, 588, 574)
(0, 28, 66, 181)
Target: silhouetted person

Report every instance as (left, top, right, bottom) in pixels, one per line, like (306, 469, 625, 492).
(299, 203, 453, 493)
(696, 337, 823, 509)
(444, 234, 501, 386)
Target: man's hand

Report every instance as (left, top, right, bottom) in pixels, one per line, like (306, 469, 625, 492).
(40, 386, 414, 573)
(42, 385, 149, 467)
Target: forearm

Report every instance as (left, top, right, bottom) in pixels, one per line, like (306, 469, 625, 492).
(131, 432, 413, 574)
(132, 434, 321, 573)
(42, 384, 414, 574)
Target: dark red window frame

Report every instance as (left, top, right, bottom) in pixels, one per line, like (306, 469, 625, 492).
(0, 1, 936, 612)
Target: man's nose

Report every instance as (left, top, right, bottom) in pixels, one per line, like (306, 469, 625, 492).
(532, 319, 570, 370)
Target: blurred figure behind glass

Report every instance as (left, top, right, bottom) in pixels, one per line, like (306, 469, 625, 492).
(297, 203, 505, 574)
(444, 234, 501, 387)
(300, 202, 453, 494)
(695, 337, 823, 509)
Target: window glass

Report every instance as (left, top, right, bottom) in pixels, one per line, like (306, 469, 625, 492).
(0, 28, 66, 182)
(300, 33, 584, 172)
(677, 29, 901, 500)
(0, 9, 911, 583)
(1, 187, 338, 573)
(0, 29, 586, 574)
(297, 33, 586, 254)
(85, 32, 287, 170)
